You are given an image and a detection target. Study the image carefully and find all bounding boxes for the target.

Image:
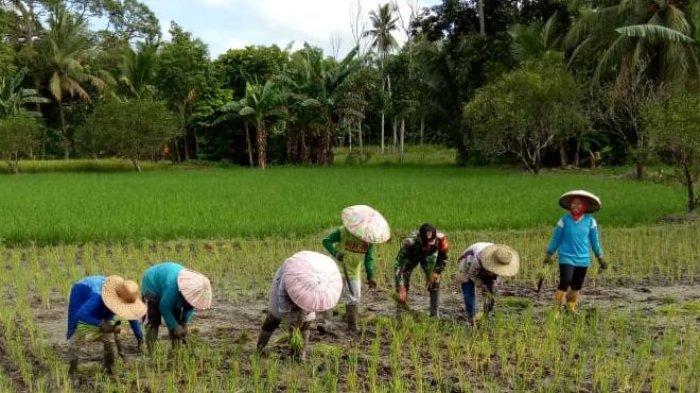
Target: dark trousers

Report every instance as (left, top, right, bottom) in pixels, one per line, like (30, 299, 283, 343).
(558, 264, 588, 291)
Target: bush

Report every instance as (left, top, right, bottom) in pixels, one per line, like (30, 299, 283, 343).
(0, 111, 43, 173)
(76, 99, 180, 171)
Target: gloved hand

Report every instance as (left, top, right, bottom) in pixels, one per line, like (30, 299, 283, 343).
(367, 278, 377, 289)
(597, 256, 608, 270)
(397, 285, 408, 303)
(100, 320, 117, 333)
(543, 254, 553, 265)
(172, 324, 187, 339)
(335, 252, 344, 262)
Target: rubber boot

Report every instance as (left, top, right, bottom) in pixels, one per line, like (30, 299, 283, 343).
(68, 357, 78, 375)
(566, 290, 579, 313)
(346, 304, 358, 333)
(429, 290, 440, 318)
(102, 339, 116, 375)
(145, 325, 159, 353)
(316, 310, 337, 337)
(256, 329, 275, 353)
(554, 290, 566, 311)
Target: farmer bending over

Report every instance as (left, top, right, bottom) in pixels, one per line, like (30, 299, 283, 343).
(395, 223, 448, 317)
(457, 243, 520, 326)
(67, 275, 146, 374)
(257, 251, 342, 361)
(141, 262, 212, 350)
(321, 205, 390, 332)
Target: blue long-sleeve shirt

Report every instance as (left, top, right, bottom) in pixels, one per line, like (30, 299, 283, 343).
(141, 262, 195, 330)
(546, 214, 603, 267)
(67, 276, 143, 341)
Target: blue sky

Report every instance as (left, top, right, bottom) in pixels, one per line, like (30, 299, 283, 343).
(141, 0, 442, 58)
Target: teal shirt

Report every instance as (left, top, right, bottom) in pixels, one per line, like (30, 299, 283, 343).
(141, 262, 195, 330)
(546, 214, 603, 267)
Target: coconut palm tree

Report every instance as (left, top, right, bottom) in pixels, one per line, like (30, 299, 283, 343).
(118, 39, 159, 98)
(565, 0, 698, 179)
(365, 3, 398, 154)
(36, 6, 110, 158)
(233, 80, 286, 169)
(565, 0, 698, 86)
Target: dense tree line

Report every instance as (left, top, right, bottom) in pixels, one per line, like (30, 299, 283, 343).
(0, 0, 699, 208)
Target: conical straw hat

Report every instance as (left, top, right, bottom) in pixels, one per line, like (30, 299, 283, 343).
(559, 190, 601, 213)
(341, 205, 390, 244)
(480, 244, 520, 277)
(282, 251, 343, 313)
(177, 269, 212, 310)
(102, 276, 147, 320)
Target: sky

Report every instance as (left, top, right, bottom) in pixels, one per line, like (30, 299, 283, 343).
(141, 0, 442, 59)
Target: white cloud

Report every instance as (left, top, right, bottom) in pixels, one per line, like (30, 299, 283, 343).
(184, 0, 437, 57)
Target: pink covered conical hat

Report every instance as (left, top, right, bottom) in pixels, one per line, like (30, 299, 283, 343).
(341, 205, 391, 244)
(282, 251, 343, 313)
(177, 269, 212, 310)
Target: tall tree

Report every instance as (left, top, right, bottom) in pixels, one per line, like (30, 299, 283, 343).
(118, 39, 159, 98)
(156, 22, 210, 160)
(365, 2, 398, 154)
(565, 0, 698, 179)
(234, 80, 286, 169)
(36, 5, 110, 159)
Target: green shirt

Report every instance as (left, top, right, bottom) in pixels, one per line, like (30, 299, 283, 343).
(322, 226, 376, 280)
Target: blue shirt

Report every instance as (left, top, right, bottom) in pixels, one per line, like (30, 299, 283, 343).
(66, 276, 143, 341)
(546, 214, 603, 267)
(141, 262, 195, 330)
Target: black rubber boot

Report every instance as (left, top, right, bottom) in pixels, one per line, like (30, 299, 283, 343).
(429, 290, 440, 318)
(256, 329, 275, 353)
(103, 339, 116, 375)
(145, 325, 159, 353)
(68, 358, 78, 375)
(346, 305, 359, 333)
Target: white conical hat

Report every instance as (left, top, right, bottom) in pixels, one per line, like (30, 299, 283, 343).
(341, 205, 391, 244)
(282, 251, 343, 313)
(559, 190, 601, 213)
(177, 269, 212, 310)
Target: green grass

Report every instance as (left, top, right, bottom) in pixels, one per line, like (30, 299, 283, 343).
(0, 166, 687, 244)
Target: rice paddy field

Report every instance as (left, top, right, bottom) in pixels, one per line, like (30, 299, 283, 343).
(0, 159, 698, 392)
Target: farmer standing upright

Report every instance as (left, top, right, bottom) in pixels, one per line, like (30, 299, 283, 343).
(67, 275, 147, 374)
(394, 223, 448, 317)
(544, 190, 608, 312)
(322, 205, 390, 332)
(141, 262, 212, 350)
(256, 251, 343, 361)
(457, 243, 520, 326)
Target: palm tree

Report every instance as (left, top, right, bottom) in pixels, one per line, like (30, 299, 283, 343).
(37, 6, 110, 158)
(365, 3, 398, 154)
(280, 46, 361, 165)
(565, 0, 699, 179)
(233, 80, 286, 169)
(118, 39, 159, 98)
(566, 0, 698, 85)
(0, 71, 48, 118)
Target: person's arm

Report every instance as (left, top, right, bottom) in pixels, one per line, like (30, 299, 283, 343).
(128, 320, 144, 342)
(322, 228, 342, 258)
(182, 307, 196, 324)
(546, 218, 565, 257)
(435, 235, 449, 274)
(159, 285, 181, 331)
(75, 292, 105, 327)
(589, 219, 603, 258)
(364, 244, 376, 280)
(394, 241, 412, 288)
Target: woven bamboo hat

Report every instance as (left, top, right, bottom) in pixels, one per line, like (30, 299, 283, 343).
(102, 276, 148, 320)
(480, 245, 520, 277)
